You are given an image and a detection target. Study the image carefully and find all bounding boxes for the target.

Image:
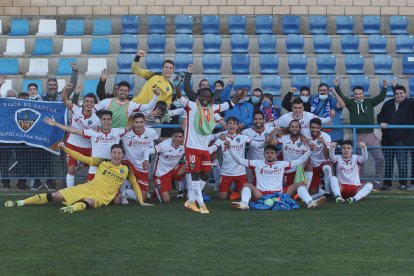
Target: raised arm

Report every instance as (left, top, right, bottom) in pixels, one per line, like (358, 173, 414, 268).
(97, 68, 109, 100)
(357, 142, 369, 163)
(281, 87, 295, 112)
(131, 50, 156, 80)
(66, 63, 78, 96)
(329, 142, 338, 163)
(334, 81, 352, 108)
(371, 80, 388, 106)
(44, 116, 83, 135)
(183, 64, 197, 101)
(220, 77, 234, 102)
(226, 141, 249, 167)
(61, 83, 74, 109)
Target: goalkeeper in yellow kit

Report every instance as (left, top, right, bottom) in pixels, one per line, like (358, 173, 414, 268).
(5, 143, 152, 213)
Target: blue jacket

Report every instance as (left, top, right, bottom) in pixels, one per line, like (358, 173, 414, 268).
(224, 101, 253, 128)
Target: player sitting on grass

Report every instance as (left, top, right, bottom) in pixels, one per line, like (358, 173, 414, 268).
(226, 143, 326, 210)
(4, 143, 152, 212)
(329, 140, 373, 204)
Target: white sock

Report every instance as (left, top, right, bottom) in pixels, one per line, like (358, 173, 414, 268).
(185, 174, 192, 199)
(354, 183, 373, 201)
(178, 179, 185, 192)
(66, 174, 75, 187)
(192, 180, 204, 205)
(18, 200, 25, 206)
(297, 186, 313, 205)
(330, 176, 341, 197)
(322, 165, 332, 193)
(241, 186, 252, 205)
(125, 189, 137, 202)
(120, 181, 129, 198)
(311, 189, 325, 200)
(212, 165, 221, 187)
(200, 180, 207, 191)
(305, 171, 313, 190)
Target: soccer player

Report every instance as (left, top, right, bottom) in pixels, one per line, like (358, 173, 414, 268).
(5, 143, 152, 212)
(329, 140, 373, 204)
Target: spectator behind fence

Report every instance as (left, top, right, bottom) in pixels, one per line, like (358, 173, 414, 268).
(282, 86, 311, 112)
(42, 63, 78, 102)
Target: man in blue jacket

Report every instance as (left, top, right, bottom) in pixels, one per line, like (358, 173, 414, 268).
(225, 88, 253, 131)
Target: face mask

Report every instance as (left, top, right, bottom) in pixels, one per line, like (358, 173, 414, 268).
(262, 101, 270, 108)
(251, 96, 261, 104)
(238, 99, 245, 104)
(319, 94, 328, 101)
(300, 96, 310, 103)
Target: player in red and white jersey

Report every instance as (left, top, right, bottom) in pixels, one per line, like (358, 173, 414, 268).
(225, 143, 326, 210)
(329, 140, 373, 204)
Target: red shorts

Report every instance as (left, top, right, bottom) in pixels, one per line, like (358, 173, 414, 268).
(340, 184, 360, 199)
(310, 161, 332, 191)
(66, 143, 91, 167)
(284, 171, 296, 187)
(185, 147, 211, 174)
(219, 174, 248, 193)
(258, 187, 288, 195)
(153, 164, 185, 193)
(87, 173, 95, 181)
(123, 160, 149, 192)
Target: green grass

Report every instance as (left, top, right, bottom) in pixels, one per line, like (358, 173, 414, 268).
(1, 191, 414, 275)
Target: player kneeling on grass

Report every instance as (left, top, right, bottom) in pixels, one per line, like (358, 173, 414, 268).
(329, 140, 373, 204)
(4, 143, 152, 212)
(226, 143, 326, 210)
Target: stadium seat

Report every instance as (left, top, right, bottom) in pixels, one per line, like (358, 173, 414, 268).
(175, 15, 193, 34)
(0, 59, 18, 75)
(175, 34, 194, 53)
(230, 34, 249, 53)
(56, 58, 77, 76)
(255, 16, 273, 34)
(288, 54, 308, 75)
(27, 58, 49, 76)
(363, 16, 381, 35)
(203, 34, 221, 53)
(283, 15, 301, 34)
(344, 55, 365, 75)
(286, 34, 304, 54)
(121, 15, 139, 34)
(115, 75, 135, 94)
(147, 34, 166, 53)
(202, 16, 220, 34)
(258, 34, 276, 54)
(92, 19, 112, 36)
(145, 54, 164, 72)
(309, 15, 327, 35)
(228, 15, 246, 34)
(174, 54, 193, 73)
(336, 16, 354, 34)
(0, 79, 12, 97)
(262, 75, 281, 96)
(317, 55, 336, 75)
(231, 54, 250, 74)
(120, 34, 138, 54)
(9, 19, 29, 36)
(203, 75, 222, 91)
(402, 55, 414, 74)
(350, 75, 370, 96)
(3, 39, 25, 56)
(85, 58, 107, 76)
(117, 54, 135, 74)
(395, 35, 414, 54)
(0, 19, 2, 35)
(233, 75, 252, 93)
(64, 19, 84, 36)
(368, 35, 387, 54)
(202, 54, 221, 74)
(291, 75, 311, 90)
(57, 79, 66, 92)
(83, 79, 100, 96)
(373, 55, 393, 75)
(148, 15, 166, 34)
(22, 79, 43, 94)
(378, 75, 396, 97)
(259, 54, 279, 75)
(32, 39, 53, 55)
(60, 39, 82, 55)
(319, 75, 336, 87)
(409, 77, 414, 96)
(340, 35, 359, 54)
(89, 38, 110, 55)
(390, 16, 408, 35)
(36, 19, 57, 36)
(313, 34, 332, 54)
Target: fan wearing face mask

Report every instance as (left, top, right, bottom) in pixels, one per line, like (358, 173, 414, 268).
(260, 93, 280, 122)
(282, 86, 311, 112)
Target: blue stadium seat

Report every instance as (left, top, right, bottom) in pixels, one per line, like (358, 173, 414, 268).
(115, 74, 135, 94)
(175, 34, 194, 53)
(313, 34, 332, 54)
(317, 55, 336, 75)
(345, 55, 365, 75)
(0, 59, 18, 75)
(83, 79, 100, 96)
(56, 58, 77, 76)
(117, 54, 135, 74)
(291, 75, 311, 90)
(32, 38, 53, 55)
(259, 54, 279, 75)
(202, 54, 221, 74)
(378, 75, 397, 97)
(120, 34, 138, 54)
(319, 75, 336, 87)
(283, 15, 300, 34)
(396, 35, 414, 54)
(350, 75, 370, 96)
(228, 15, 246, 34)
(145, 54, 164, 72)
(336, 16, 354, 34)
(403, 55, 414, 75)
(286, 34, 304, 54)
(288, 54, 307, 75)
(121, 15, 139, 34)
(255, 16, 273, 34)
(409, 77, 414, 96)
(258, 34, 276, 54)
(202, 16, 220, 34)
(390, 16, 408, 35)
(147, 34, 166, 53)
(89, 38, 110, 55)
(22, 79, 43, 94)
(64, 19, 84, 36)
(368, 35, 387, 54)
(174, 54, 193, 73)
(203, 75, 222, 91)
(309, 15, 327, 35)
(148, 15, 166, 34)
(175, 15, 193, 34)
(340, 34, 359, 53)
(231, 54, 250, 74)
(262, 75, 281, 96)
(203, 34, 221, 53)
(373, 55, 392, 75)
(9, 19, 29, 36)
(230, 34, 249, 53)
(233, 75, 252, 93)
(92, 19, 112, 36)
(363, 16, 381, 35)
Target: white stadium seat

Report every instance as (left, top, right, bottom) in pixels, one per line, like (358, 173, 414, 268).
(60, 38, 82, 55)
(36, 19, 57, 36)
(26, 58, 49, 77)
(85, 58, 107, 76)
(3, 39, 25, 56)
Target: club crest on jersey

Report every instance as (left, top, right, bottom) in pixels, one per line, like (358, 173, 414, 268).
(236, 138, 240, 143)
(120, 168, 125, 174)
(15, 108, 40, 133)
(88, 120, 93, 126)
(190, 163, 195, 169)
(297, 142, 302, 147)
(166, 87, 170, 92)
(317, 140, 321, 145)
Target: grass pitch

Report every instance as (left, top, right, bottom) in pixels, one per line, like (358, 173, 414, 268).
(1, 191, 414, 275)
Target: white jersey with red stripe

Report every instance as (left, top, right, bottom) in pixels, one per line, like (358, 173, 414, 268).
(82, 128, 126, 159)
(304, 131, 331, 167)
(273, 111, 332, 130)
(248, 160, 291, 192)
(334, 155, 362, 186)
(242, 125, 274, 160)
(67, 104, 100, 149)
(153, 138, 185, 177)
(279, 134, 309, 173)
(122, 127, 159, 171)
